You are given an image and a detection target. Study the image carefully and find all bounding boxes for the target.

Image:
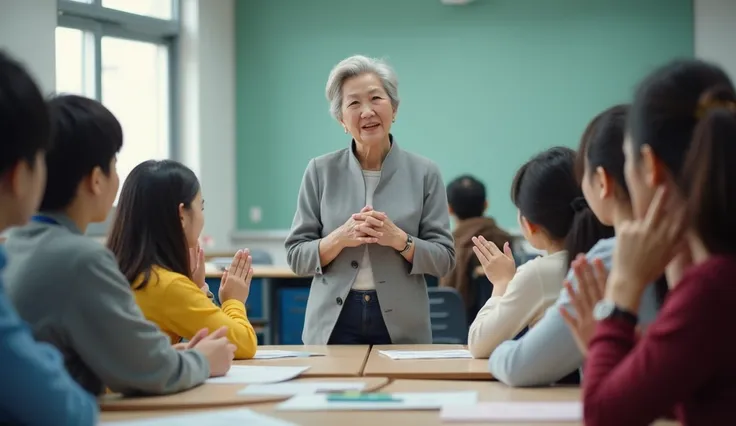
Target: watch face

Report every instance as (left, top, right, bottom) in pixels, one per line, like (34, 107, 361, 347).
(593, 300, 615, 320)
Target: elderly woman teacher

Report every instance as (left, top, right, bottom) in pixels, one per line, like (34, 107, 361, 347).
(285, 55, 456, 345)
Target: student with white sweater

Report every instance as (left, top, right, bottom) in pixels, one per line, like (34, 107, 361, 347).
(468, 146, 614, 359)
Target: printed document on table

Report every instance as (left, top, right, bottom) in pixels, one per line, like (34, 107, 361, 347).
(205, 365, 310, 384)
(239, 381, 367, 395)
(100, 408, 296, 426)
(254, 349, 325, 359)
(441, 401, 583, 422)
(378, 349, 472, 360)
(277, 391, 478, 411)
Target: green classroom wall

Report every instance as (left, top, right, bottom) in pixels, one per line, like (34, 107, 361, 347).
(235, 0, 693, 231)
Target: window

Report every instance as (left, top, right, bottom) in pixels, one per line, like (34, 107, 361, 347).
(56, 0, 179, 204)
(102, 0, 174, 20)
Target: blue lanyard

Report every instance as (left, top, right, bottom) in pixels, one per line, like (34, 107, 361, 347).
(31, 215, 60, 226)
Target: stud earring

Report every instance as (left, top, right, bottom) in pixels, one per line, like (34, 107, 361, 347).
(343, 127, 348, 134)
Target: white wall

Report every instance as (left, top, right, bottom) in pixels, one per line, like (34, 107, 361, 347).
(0, 0, 56, 93)
(694, 0, 736, 80)
(179, 0, 238, 254)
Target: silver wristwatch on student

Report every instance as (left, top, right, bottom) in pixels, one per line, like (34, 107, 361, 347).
(593, 300, 638, 325)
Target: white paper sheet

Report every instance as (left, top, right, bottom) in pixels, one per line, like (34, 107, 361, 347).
(100, 408, 296, 426)
(277, 391, 478, 411)
(239, 381, 367, 395)
(441, 401, 583, 422)
(205, 365, 310, 384)
(377, 349, 473, 360)
(254, 349, 325, 359)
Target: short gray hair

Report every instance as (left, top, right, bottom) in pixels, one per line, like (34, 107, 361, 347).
(325, 55, 400, 121)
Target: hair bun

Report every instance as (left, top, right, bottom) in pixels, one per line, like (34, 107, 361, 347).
(570, 197, 588, 212)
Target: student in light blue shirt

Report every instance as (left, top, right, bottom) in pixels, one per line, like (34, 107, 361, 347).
(489, 105, 662, 387)
(0, 50, 97, 426)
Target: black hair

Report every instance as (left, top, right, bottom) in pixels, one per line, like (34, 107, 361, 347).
(0, 50, 51, 176)
(447, 174, 486, 219)
(511, 147, 613, 265)
(41, 94, 123, 211)
(107, 160, 201, 289)
(630, 59, 736, 254)
(575, 104, 630, 199)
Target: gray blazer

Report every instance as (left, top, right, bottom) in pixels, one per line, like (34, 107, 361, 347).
(3, 213, 209, 396)
(285, 139, 456, 345)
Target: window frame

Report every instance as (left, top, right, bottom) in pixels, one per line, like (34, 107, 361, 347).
(57, 0, 181, 160)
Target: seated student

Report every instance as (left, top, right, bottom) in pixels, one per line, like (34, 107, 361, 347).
(3, 94, 235, 396)
(467, 147, 612, 359)
(107, 160, 258, 359)
(440, 175, 511, 324)
(568, 59, 736, 426)
(0, 50, 97, 426)
(487, 105, 662, 386)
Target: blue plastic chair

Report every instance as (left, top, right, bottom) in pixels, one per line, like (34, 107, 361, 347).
(427, 287, 468, 344)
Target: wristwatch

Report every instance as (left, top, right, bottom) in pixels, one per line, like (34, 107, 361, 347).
(593, 300, 638, 325)
(398, 234, 414, 254)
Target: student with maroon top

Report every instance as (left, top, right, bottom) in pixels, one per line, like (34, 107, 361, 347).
(570, 59, 736, 426)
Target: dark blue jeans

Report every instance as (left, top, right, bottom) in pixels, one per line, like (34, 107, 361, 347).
(328, 290, 392, 345)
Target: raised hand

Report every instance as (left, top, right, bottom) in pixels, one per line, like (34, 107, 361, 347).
(471, 236, 516, 295)
(218, 249, 253, 304)
(189, 244, 206, 291)
(560, 256, 608, 357)
(607, 186, 687, 311)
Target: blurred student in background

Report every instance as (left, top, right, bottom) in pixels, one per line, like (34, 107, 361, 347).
(441, 174, 511, 324)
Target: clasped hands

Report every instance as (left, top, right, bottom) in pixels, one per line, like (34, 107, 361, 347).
(337, 205, 407, 251)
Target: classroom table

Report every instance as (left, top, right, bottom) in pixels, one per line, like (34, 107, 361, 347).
(363, 344, 491, 380)
(237, 345, 371, 377)
(100, 379, 679, 425)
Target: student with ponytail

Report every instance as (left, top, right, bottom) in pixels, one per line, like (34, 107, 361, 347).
(488, 105, 662, 386)
(467, 147, 612, 359)
(577, 59, 736, 426)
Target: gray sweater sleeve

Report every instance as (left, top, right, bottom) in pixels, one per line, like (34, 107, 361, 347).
(285, 159, 323, 277)
(488, 237, 661, 387)
(409, 162, 456, 277)
(65, 249, 210, 395)
(488, 239, 613, 387)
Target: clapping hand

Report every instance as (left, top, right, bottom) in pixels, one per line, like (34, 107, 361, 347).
(189, 244, 207, 293)
(218, 249, 253, 304)
(560, 256, 608, 357)
(471, 236, 516, 295)
(607, 186, 687, 311)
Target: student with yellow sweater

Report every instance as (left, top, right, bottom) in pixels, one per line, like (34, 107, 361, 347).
(107, 160, 258, 359)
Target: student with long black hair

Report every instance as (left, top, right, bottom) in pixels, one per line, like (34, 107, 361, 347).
(107, 160, 259, 359)
(574, 59, 736, 426)
(468, 146, 613, 358)
(488, 105, 662, 386)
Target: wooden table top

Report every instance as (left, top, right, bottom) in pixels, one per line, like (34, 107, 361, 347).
(205, 265, 298, 279)
(98, 378, 678, 426)
(236, 345, 371, 377)
(362, 344, 491, 380)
